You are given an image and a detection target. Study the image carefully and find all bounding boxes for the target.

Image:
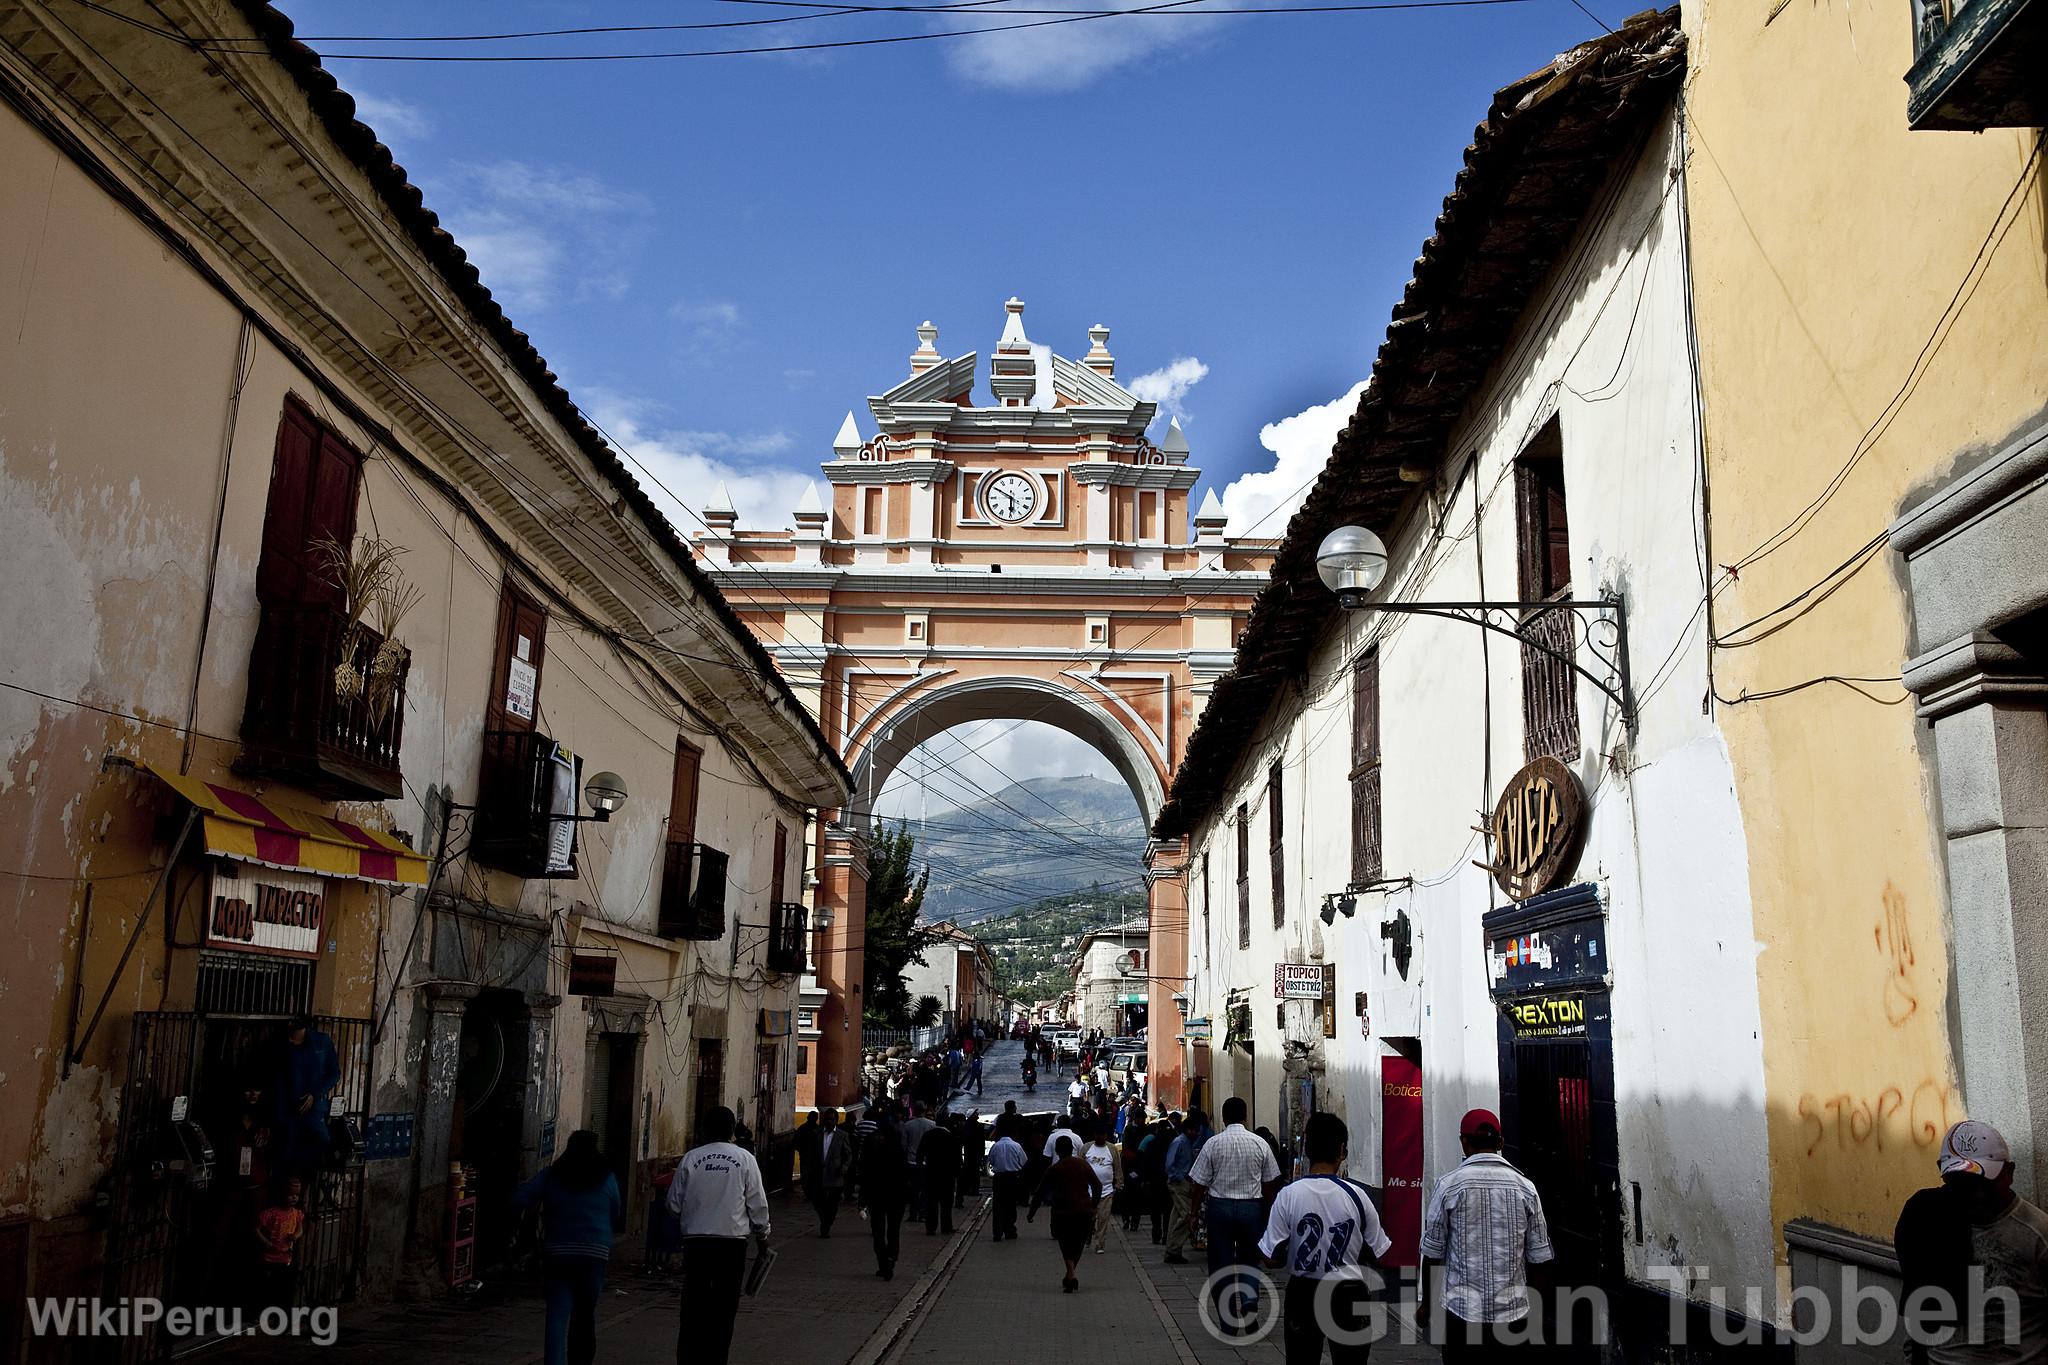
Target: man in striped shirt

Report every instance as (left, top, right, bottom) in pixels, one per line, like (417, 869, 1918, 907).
(1418, 1108, 1555, 1358)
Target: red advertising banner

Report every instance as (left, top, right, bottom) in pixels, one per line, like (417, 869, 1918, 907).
(1380, 1054, 1424, 1266)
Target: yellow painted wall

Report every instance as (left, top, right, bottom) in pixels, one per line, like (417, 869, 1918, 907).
(1681, 0, 2048, 1242)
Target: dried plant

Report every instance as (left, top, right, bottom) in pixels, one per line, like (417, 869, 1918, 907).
(313, 533, 419, 723)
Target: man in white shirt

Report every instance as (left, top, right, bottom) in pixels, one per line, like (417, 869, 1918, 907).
(1068, 1075, 1089, 1116)
(987, 1120, 1029, 1242)
(1190, 1096, 1282, 1336)
(1043, 1113, 1081, 1160)
(1260, 1113, 1392, 1365)
(1418, 1108, 1555, 1359)
(667, 1106, 770, 1365)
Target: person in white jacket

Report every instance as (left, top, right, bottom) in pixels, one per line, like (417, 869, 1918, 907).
(667, 1106, 770, 1365)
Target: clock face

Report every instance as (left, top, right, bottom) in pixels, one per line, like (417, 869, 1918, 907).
(983, 472, 1038, 523)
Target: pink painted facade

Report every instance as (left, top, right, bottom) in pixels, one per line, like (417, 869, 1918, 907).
(693, 301, 1276, 1111)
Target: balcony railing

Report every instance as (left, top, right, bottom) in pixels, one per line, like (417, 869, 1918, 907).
(1907, 0, 2043, 129)
(658, 842, 729, 941)
(471, 729, 580, 879)
(767, 901, 808, 975)
(239, 601, 407, 800)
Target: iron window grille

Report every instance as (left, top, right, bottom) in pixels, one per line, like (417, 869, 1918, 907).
(768, 902, 808, 975)
(471, 729, 581, 879)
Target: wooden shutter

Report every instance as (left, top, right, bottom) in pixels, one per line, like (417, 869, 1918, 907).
(1235, 805, 1251, 951)
(771, 823, 788, 907)
(486, 583, 548, 734)
(669, 740, 702, 848)
(1351, 650, 1382, 884)
(1268, 760, 1285, 929)
(257, 399, 361, 607)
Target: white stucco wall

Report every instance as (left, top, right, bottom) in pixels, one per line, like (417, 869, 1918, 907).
(1180, 118, 1776, 1313)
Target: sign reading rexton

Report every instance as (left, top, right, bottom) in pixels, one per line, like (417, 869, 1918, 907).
(1273, 963, 1326, 1000)
(206, 864, 324, 959)
(1504, 992, 1588, 1039)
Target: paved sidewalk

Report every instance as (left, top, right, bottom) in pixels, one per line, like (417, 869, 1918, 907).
(210, 1187, 954, 1364)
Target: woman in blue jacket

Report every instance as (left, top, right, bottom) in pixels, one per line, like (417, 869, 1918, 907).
(514, 1130, 624, 1365)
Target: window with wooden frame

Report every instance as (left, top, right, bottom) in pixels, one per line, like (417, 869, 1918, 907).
(1235, 804, 1251, 951)
(1351, 649, 1382, 884)
(239, 398, 408, 799)
(1515, 420, 1579, 764)
(486, 582, 548, 735)
(471, 580, 580, 876)
(1268, 760, 1286, 929)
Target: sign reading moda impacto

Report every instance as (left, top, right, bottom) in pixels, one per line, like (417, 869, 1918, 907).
(1273, 963, 1326, 1000)
(207, 863, 325, 958)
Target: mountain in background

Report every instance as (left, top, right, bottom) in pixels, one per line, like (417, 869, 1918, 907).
(893, 775, 1147, 923)
(976, 885, 1150, 1005)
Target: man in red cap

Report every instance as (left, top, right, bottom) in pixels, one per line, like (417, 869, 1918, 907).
(1417, 1108, 1555, 1359)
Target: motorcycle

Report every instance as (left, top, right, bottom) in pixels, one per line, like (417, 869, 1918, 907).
(1021, 1059, 1038, 1092)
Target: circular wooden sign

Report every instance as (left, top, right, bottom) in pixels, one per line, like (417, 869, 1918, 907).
(1488, 756, 1585, 901)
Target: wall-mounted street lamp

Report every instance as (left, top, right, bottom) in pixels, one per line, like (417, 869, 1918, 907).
(1314, 525, 1635, 730)
(582, 771, 630, 821)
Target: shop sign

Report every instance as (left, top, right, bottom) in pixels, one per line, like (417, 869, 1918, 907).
(1182, 1017, 1212, 1040)
(569, 953, 616, 997)
(1485, 757, 1585, 899)
(1503, 992, 1588, 1039)
(1273, 963, 1325, 1000)
(206, 863, 324, 958)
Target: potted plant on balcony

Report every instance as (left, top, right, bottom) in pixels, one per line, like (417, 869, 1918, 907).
(313, 534, 421, 726)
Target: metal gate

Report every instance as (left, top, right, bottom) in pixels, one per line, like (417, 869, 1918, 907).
(104, 1012, 370, 1361)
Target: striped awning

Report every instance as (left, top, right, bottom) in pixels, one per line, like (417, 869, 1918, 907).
(150, 765, 428, 887)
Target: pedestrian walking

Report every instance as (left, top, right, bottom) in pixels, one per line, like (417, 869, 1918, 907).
(1260, 1113, 1391, 1365)
(968, 1051, 984, 1096)
(666, 1107, 770, 1365)
(1138, 1119, 1172, 1244)
(1042, 1112, 1082, 1161)
(1164, 1109, 1209, 1263)
(1068, 1075, 1089, 1117)
(1083, 1126, 1123, 1254)
(900, 1102, 937, 1223)
(988, 1123, 1027, 1242)
(1028, 1135, 1104, 1294)
(921, 1118, 961, 1235)
(512, 1131, 625, 1365)
(1896, 1119, 2048, 1363)
(860, 1107, 910, 1281)
(959, 1113, 986, 1204)
(1417, 1109, 1555, 1359)
(1191, 1097, 1281, 1335)
(801, 1109, 852, 1236)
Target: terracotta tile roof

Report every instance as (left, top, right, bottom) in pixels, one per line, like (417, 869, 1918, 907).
(227, 1, 851, 796)
(1153, 8, 1684, 839)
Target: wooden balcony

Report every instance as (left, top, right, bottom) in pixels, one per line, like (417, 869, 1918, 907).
(658, 842, 729, 940)
(238, 601, 407, 801)
(768, 901, 808, 975)
(471, 729, 580, 879)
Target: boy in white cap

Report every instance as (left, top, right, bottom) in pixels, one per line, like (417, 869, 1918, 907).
(1894, 1119, 2048, 1363)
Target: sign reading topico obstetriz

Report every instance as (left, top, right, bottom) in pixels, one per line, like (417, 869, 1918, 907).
(206, 863, 326, 958)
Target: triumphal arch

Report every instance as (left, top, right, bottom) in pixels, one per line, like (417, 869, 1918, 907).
(693, 300, 1275, 1109)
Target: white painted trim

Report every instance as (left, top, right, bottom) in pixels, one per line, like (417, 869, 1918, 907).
(841, 666, 956, 751)
(1063, 667, 1172, 759)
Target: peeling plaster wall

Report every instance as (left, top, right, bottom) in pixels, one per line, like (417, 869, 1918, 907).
(0, 91, 813, 1302)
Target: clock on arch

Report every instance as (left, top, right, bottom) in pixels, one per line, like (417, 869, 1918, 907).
(981, 471, 1039, 523)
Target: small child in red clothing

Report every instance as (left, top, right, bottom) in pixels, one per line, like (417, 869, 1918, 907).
(255, 1177, 306, 1308)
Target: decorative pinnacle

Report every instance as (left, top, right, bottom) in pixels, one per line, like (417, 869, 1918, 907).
(832, 411, 863, 457)
(998, 297, 1029, 351)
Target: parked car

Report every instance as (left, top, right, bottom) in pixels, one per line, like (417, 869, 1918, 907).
(1107, 1050, 1148, 1096)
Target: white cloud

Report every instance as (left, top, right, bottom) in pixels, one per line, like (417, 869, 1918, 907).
(1126, 355, 1209, 426)
(943, 3, 1231, 90)
(582, 390, 814, 534)
(350, 92, 432, 144)
(1216, 381, 1369, 538)
(670, 299, 747, 362)
(434, 162, 649, 313)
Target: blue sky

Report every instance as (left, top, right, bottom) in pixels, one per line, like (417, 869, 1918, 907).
(289, 0, 1607, 811)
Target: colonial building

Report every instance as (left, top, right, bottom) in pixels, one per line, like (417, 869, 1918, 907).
(1067, 927, 1152, 1038)
(1157, 11, 1788, 1351)
(0, 0, 846, 1347)
(899, 921, 1003, 1030)
(692, 300, 1276, 1113)
(1681, 0, 2048, 1344)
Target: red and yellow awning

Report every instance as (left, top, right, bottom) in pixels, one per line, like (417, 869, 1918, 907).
(149, 766, 428, 887)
